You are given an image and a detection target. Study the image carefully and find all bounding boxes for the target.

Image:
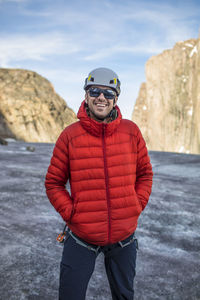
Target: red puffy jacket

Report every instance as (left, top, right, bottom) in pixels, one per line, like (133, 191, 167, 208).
(45, 101, 153, 245)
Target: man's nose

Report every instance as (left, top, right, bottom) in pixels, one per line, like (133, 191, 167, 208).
(98, 93, 106, 100)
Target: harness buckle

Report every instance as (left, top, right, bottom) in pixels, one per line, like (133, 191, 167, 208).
(118, 235, 138, 249)
(56, 225, 67, 243)
(56, 233, 66, 243)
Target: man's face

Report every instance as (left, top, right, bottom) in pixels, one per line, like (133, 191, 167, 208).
(85, 85, 118, 122)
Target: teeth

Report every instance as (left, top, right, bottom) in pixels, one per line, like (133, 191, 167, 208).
(96, 104, 106, 107)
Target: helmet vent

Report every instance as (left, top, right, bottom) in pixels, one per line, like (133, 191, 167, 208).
(90, 77, 94, 82)
(109, 80, 114, 84)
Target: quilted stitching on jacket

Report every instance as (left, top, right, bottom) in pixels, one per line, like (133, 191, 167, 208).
(45, 101, 153, 245)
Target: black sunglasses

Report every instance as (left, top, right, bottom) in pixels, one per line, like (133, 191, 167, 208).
(88, 87, 116, 100)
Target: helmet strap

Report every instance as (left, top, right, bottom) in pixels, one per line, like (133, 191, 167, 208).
(108, 107, 118, 120)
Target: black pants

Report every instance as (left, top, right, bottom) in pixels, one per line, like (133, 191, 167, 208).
(59, 233, 137, 300)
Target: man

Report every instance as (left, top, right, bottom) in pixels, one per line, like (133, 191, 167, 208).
(45, 67, 153, 300)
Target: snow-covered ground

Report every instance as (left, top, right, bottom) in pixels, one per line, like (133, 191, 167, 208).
(0, 141, 199, 300)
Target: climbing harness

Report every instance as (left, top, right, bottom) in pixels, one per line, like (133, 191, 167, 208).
(68, 229, 100, 254)
(57, 225, 138, 252)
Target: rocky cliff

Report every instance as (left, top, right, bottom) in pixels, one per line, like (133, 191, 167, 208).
(0, 68, 77, 142)
(132, 37, 200, 154)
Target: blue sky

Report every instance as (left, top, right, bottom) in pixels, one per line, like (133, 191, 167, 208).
(0, 0, 200, 119)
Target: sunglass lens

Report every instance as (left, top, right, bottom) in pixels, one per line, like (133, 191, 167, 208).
(89, 88, 115, 99)
(89, 88, 100, 97)
(103, 90, 115, 99)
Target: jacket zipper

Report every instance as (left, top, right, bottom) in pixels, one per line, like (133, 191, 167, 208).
(102, 124, 111, 244)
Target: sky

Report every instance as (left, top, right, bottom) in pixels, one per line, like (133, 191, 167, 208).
(0, 0, 200, 119)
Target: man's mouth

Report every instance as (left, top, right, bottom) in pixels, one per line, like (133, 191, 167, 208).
(95, 103, 107, 107)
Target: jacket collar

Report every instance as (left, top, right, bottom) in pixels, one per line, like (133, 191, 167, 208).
(77, 100, 122, 137)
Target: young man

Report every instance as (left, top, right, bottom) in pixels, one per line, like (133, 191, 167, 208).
(45, 67, 153, 300)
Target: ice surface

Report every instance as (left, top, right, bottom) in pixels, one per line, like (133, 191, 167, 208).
(0, 142, 200, 300)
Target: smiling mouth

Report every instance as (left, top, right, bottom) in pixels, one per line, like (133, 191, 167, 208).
(95, 103, 107, 107)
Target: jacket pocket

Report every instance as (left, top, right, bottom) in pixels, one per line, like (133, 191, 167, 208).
(134, 191, 143, 211)
(69, 197, 79, 223)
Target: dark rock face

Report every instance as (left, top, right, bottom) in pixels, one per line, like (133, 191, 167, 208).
(132, 37, 200, 155)
(0, 68, 77, 142)
(0, 142, 199, 299)
(0, 136, 8, 145)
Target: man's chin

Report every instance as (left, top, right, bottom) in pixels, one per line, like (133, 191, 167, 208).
(95, 114, 107, 121)
(93, 112, 110, 121)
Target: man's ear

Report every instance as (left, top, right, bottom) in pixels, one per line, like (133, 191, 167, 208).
(84, 92, 88, 104)
(114, 96, 118, 106)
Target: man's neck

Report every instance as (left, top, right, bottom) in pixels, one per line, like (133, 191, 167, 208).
(86, 108, 111, 123)
(86, 107, 117, 124)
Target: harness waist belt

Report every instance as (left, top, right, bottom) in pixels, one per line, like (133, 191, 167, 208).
(68, 229, 137, 253)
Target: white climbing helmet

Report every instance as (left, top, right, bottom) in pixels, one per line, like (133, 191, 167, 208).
(84, 67, 121, 96)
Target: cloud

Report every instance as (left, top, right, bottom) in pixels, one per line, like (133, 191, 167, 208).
(0, 32, 81, 67)
(0, 0, 28, 3)
(84, 42, 168, 61)
(2, 0, 198, 64)
(12, 0, 198, 62)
